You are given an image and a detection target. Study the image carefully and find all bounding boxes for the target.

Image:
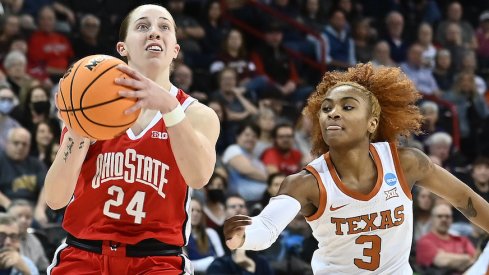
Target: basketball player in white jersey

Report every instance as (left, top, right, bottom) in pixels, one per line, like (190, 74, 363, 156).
(224, 63, 489, 274)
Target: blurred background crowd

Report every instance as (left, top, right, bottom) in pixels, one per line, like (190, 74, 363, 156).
(0, 0, 488, 274)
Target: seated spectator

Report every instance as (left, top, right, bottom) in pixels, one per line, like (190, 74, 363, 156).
(383, 11, 410, 63)
(187, 198, 224, 274)
(7, 200, 49, 272)
(294, 115, 313, 165)
(443, 72, 489, 161)
(167, 0, 205, 54)
(401, 43, 441, 96)
(199, 1, 229, 57)
(261, 123, 302, 175)
(203, 173, 227, 230)
(11, 86, 61, 138)
(415, 101, 446, 142)
(210, 29, 266, 96)
(436, 1, 477, 50)
(432, 49, 454, 93)
(298, 0, 327, 33)
(211, 68, 258, 125)
(207, 247, 274, 275)
(413, 186, 435, 242)
(352, 18, 376, 63)
(0, 86, 21, 150)
(207, 100, 233, 155)
(27, 6, 73, 82)
(460, 50, 487, 96)
(220, 194, 249, 254)
(317, 9, 356, 71)
(370, 40, 396, 67)
(0, 128, 48, 225)
(440, 22, 465, 72)
(416, 204, 475, 274)
(71, 14, 108, 60)
(29, 121, 55, 163)
(222, 123, 268, 202)
(172, 63, 208, 102)
(0, 213, 38, 275)
(425, 132, 466, 173)
(467, 157, 489, 202)
(253, 108, 276, 159)
(3, 50, 38, 102)
(416, 22, 437, 69)
(0, 15, 21, 63)
(250, 22, 302, 101)
(42, 141, 59, 169)
(258, 173, 286, 213)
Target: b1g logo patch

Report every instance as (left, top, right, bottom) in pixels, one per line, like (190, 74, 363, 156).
(384, 173, 397, 186)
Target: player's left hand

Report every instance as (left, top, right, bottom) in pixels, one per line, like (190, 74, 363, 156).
(223, 215, 252, 250)
(34, 206, 48, 227)
(115, 64, 180, 115)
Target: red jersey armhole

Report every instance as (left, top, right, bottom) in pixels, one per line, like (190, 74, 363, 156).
(389, 142, 412, 200)
(304, 165, 327, 222)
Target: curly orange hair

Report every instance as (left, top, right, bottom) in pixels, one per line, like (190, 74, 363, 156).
(303, 63, 423, 156)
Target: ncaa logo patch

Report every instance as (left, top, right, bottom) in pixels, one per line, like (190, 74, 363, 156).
(384, 173, 397, 186)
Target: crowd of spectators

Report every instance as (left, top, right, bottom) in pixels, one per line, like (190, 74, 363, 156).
(0, 0, 488, 274)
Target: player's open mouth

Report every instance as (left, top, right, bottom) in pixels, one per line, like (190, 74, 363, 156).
(146, 45, 162, 52)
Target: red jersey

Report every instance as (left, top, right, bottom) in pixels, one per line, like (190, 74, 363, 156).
(28, 31, 73, 72)
(261, 147, 302, 175)
(62, 86, 196, 246)
(416, 232, 476, 267)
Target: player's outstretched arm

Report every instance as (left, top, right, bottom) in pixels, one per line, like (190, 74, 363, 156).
(400, 147, 489, 233)
(44, 128, 91, 210)
(224, 171, 317, 251)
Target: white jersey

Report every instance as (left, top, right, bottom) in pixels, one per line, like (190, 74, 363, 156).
(305, 142, 413, 275)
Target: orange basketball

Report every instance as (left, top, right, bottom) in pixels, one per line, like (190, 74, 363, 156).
(57, 55, 140, 140)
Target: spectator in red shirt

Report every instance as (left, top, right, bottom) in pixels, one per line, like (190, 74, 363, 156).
(261, 123, 302, 175)
(27, 5, 73, 82)
(416, 203, 476, 274)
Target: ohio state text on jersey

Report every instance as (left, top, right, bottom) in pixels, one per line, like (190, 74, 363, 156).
(62, 85, 196, 246)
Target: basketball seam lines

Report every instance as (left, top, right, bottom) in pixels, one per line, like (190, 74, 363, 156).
(58, 96, 126, 112)
(69, 60, 96, 139)
(77, 63, 138, 129)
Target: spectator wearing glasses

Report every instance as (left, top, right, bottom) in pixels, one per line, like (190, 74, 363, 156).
(0, 128, 48, 226)
(7, 200, 49, 272)
(208, 194, 273, 274)
(261, 123, 302, 175)
(416, 204, 476, 274)
(0, 213, 38, 275)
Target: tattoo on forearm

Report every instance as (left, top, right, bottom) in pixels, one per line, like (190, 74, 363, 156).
(79, 141, 85, 149)
(63, 137, 74, 162)
(457, 197, 478, 218)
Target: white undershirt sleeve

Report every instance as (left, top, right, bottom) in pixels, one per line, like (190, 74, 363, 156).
(241, 194, 301, 250)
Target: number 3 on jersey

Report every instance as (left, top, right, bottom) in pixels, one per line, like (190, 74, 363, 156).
(354, 235, 381, 271)
(103, 185, 147, 224)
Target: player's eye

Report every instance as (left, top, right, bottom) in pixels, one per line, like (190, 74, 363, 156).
(136, 24, 149, 31)
(343, 105, 354, 110)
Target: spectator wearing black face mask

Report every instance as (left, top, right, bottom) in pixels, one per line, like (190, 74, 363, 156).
(11, 86, 60, 142)
(0, 86, 21, 151)
(203, 173, 228, 230)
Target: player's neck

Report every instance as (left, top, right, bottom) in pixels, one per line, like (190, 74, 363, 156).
(329, 143, 374, 183)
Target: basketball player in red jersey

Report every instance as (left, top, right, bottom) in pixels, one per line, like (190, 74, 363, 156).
(224, 63, 489, 274)
(44, 4, 219, 274)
